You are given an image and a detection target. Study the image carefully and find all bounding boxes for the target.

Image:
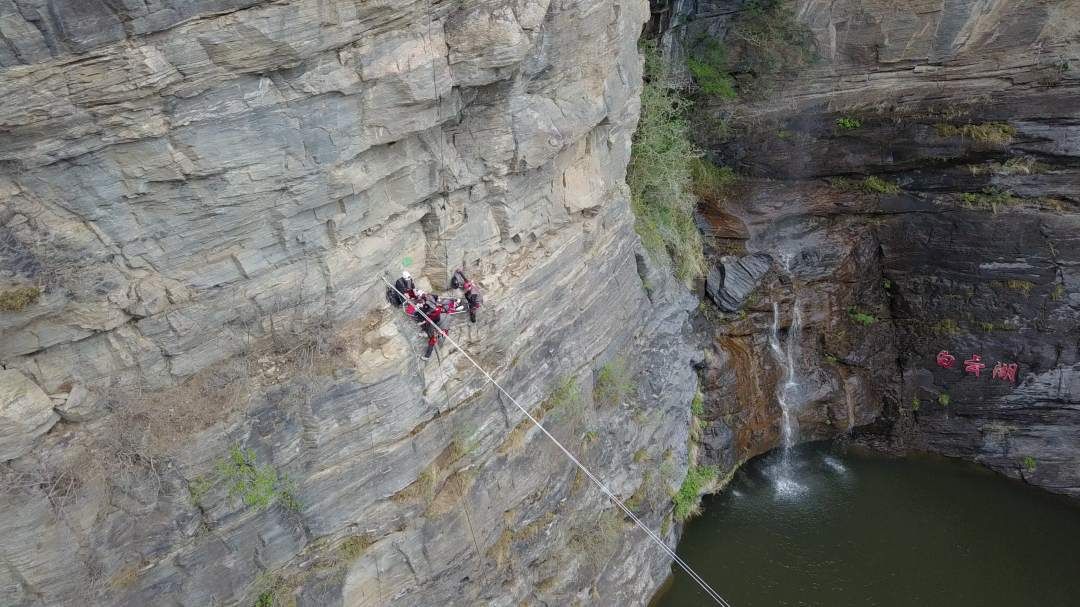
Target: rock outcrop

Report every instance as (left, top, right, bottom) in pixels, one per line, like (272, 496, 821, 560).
(0, 369, 58, 461)
(0, 1, 703, 606)
(665, 0, 1080, 496)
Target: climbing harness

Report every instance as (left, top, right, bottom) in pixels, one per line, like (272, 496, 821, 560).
(380, 276, 732, 606)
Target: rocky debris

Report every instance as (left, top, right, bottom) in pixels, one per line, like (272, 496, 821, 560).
(704, 253, 771, 312)
(0, 370, 58, 461)
(52, 383, 103, 422)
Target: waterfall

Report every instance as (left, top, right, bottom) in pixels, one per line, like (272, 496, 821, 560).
(768, 299, 803, 492)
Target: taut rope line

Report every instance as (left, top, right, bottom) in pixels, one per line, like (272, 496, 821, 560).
(380, 275, 731, 606)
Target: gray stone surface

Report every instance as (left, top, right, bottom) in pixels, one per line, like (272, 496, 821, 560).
(704, 253, 772, 312)
(0, 369, 57, 461)
(0, 1, 705, 606)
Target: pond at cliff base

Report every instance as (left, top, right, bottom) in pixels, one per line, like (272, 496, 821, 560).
(653, 442, 1080, 607)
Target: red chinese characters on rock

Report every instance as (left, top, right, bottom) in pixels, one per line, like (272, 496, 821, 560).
(963, 354, 986, 377)
(936, 351, 956, 369)
(935, 352, 1020, 383)
(992, 362, 1019, 383)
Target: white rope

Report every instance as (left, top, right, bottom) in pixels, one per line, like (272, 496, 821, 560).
(381, 275, 731, 606)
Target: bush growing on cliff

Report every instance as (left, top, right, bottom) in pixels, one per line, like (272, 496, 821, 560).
(594, 358, 633, 407)
(629, 43, 706, 282)
(673, 465, 718, 521)
(203, 446, 301, 513)
(690, 158, 738, 205)
(728, 0, 817, 97)
(687, 39, 737, 99)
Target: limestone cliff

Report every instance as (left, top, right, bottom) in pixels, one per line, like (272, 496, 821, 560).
(664, 0, 1080, 496)
(0, 1, 701, 605)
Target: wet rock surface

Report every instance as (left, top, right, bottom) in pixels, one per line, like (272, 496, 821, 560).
(666, 0, 1080, 497)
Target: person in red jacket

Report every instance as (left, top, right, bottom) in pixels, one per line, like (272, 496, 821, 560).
(451, 269, 483, 323)
(418, 295, 449, 361)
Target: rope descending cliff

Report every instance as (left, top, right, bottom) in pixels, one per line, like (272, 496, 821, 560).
(381, 275, 732, 606)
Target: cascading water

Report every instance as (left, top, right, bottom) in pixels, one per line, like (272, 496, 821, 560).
(768, 298, 803, 494)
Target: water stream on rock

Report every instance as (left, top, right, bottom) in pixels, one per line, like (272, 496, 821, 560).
(767, 299, 803, 495)
(654, 442, 1080, 606)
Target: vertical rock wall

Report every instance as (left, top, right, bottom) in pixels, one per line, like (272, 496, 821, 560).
(666, 0, 1080, 496)
(1, 1, 703, 605)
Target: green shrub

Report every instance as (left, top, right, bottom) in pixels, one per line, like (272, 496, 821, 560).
(847, 307, 877, 326)
(727, 0, 817, 97)
(629, 43, 706, 282)
(835, 117, 861, 130)
(691, 392, 705, 417)
(687, 40, 737, 99)
(1021, 456, 1037, 472)
(215, 446, 300, 513)
(936, 122, 1016, 145)
(673, 465, 717, 521)
(690, 158, 738, 205)
(594, 359, 633, 407)
(0, 285, 41, 312)
(911, 396, 921, 412)
(938, 393, 951, 407)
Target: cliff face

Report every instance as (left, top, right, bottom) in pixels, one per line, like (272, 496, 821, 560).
(667, 0, 1080, 496)
(0, 1, 702, 605)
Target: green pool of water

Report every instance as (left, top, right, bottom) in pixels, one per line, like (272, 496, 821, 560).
(653, 442, 1080, 607)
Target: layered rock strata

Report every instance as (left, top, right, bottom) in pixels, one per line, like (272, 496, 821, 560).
(1, 1, 702, 605)
(667, 0, 1080, 496)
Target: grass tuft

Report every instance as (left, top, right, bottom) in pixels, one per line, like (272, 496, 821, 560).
(936, 122, 1016, 145)
(829, 176, 900, 195)
(0, 285, 41, 312)
(960, 187, 1022, 214)
(594, 359, 634, 407)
